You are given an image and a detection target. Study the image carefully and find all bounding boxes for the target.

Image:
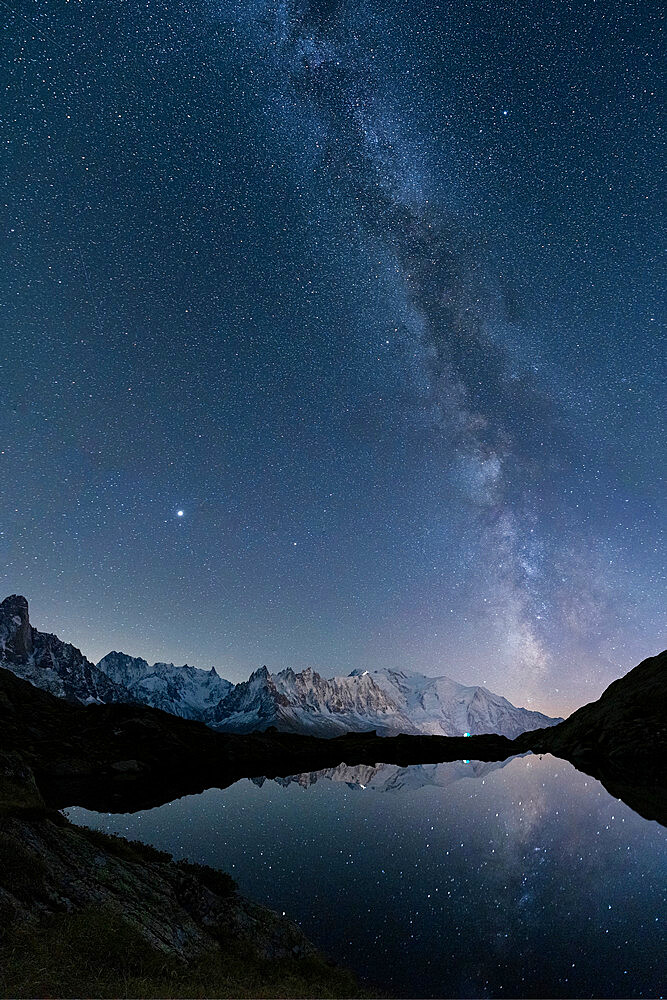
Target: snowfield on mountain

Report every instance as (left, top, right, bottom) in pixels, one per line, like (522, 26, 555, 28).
(203, 664, 559, 738)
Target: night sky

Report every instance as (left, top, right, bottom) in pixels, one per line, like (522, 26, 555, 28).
(2, 0, 664, 715)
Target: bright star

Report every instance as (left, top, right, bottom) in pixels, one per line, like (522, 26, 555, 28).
(177, 510, 184, 517)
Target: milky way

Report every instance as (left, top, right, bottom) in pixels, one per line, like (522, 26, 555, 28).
(1, 0, 663, 713)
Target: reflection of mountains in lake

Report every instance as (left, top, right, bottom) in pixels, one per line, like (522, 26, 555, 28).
(252, 757, 518, 792)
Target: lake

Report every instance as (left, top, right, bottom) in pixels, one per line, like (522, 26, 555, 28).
(66, 755, 666, 998)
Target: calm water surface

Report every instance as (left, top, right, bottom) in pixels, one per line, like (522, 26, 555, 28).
(66, 755, 665, 998)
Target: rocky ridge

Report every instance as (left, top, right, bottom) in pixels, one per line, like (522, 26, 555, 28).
(0, 596, 124, 705)
(97, 650, 233, 721)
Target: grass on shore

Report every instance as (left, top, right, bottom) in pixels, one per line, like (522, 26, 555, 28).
(0, 905, 368, 999)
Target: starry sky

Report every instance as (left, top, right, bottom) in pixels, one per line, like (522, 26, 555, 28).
(2, 0, 664, 715)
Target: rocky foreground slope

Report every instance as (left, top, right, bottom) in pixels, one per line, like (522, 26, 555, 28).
(0, 754, 363, 999)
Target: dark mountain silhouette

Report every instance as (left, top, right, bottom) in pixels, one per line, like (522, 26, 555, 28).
(516, 649, 666, 823)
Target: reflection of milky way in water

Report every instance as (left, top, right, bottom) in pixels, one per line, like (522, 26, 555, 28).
(67, 756, 666, 998)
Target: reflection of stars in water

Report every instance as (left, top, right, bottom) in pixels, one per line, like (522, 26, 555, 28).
(67, 756, 666, 997)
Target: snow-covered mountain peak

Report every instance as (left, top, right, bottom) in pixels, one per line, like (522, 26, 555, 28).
(96, 650, 233, 720)
(349, 666, 423, 681)
(205, 661, 561, 738)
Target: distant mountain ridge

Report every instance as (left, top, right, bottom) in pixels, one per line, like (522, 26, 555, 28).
(0, 595, 561, 738)
(205, 663, 559, 738)
(0, 595, 125, 706)
(97, 651, 233, 721)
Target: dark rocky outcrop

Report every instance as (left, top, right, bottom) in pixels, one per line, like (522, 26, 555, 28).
(0, 595, 126, 706)
(518, 649, 666, 767)
(512, 649, 667, 825)
(0, 596, 32, 660)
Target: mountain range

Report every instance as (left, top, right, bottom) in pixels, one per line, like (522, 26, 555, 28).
(252, 757, 515, 793)
(0, 594, 560, 738)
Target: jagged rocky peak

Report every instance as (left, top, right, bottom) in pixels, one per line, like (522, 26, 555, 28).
(97, 651, 151, 685)
(0, 594, 33, 660)
(249, 665, 271, 681)
(0, 595, 125, 705)
(96, 649, 234, 721)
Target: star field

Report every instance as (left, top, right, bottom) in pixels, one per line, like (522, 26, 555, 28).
(1, 0, 664, 714)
